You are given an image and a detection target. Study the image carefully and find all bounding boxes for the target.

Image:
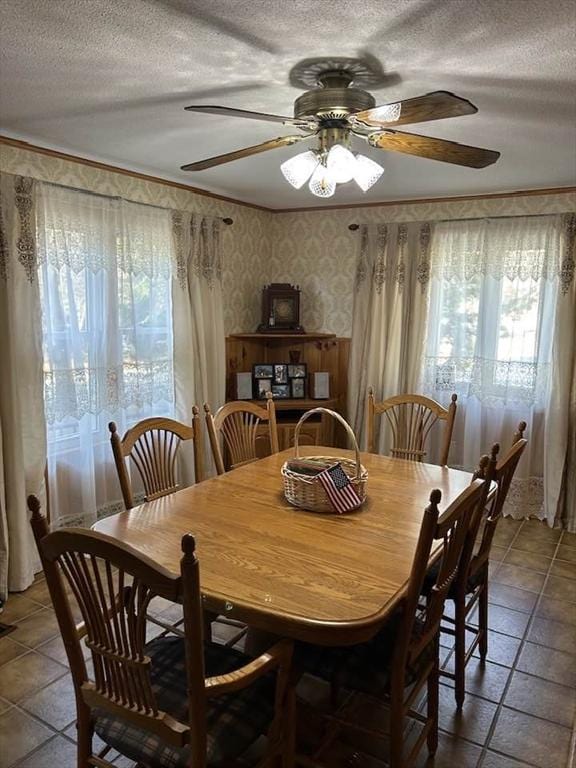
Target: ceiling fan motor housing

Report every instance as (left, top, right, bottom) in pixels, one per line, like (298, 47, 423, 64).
(294, 69, 376, 122)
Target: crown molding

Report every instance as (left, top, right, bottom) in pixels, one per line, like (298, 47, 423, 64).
(0, 135, 271, 212)
(1, 134, 574, 215)
(278, 186, 576, 213)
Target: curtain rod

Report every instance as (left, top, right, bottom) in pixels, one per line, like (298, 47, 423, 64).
(347, 212, 566, 230)
(41, 179, 233, 225)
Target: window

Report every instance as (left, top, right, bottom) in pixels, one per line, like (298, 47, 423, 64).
(423, 216, 562, 408)
(37, 184, 174, 527)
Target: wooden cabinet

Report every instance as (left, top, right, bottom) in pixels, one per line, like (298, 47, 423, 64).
(226, 333, 350, 450)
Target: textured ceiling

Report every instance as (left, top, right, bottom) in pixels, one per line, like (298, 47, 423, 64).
(1, 0, 575, 209)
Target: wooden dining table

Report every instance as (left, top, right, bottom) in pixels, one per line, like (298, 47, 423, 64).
(93, 446, 475, 646)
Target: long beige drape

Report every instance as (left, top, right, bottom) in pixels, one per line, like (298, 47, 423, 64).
(348, 221, 433, 451)
(0, 173, 46, 597)
(546, 214, 576, 531)
(171, 211, 226, 480)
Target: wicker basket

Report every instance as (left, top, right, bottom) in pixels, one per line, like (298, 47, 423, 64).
(281, 408, 368, 513)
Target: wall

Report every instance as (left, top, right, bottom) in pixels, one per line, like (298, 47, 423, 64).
(0, 143, 273, 334)
(2, 142, 574, 338)
(268, 192, 576, 337)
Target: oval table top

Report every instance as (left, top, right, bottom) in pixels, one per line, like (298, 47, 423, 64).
(93, 447, 474, 645)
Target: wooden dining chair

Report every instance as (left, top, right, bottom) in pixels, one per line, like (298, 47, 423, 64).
(295, 477, 489, 768)
(437, 422, 528, 707)
(366, 389, 458, 465)
(204, 392, 279, 475)
(109, 408, 205, 510)
(28, 496, 295, 768)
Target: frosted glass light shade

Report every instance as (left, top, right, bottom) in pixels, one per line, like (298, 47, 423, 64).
(308, 164, 336, 197)
(280, 151, 319, 189)
(354, 155, 384, 192)
(326, 144, 357, 183)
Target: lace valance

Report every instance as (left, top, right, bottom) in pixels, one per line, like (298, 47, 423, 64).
(430, 213, 573, 286)
(37, 184, 172, 277)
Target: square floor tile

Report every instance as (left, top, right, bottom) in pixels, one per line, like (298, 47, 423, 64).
(561, 531, 576, 548)
(494, 563, 546, 593)
(504, 670, 576, 727)
(0, 698, 11, 716)
(10, 608, 60, 649)
(433, 686, 497, 745)
(0, 650, 67, 703)
(556, 544, 576, 563)
(489, 545, 508, 563)
(543, 574, 576, 603)
(485, 604, 531, 639)
(527, 616, 576, 656)
(488, 583, 538, 614)
(510, 537, 558, 558)
(0, 595, 44, 625)
(0, 707, 53, 767)
(21, 673, 77, 731)
(550, 559, 576, 581)
(536, 595, 576, 627)
(472, 630, 521, 668)
(503, 549, 552, 573)
(519, 521, 562, 542)
(441, 657, 510, 703)
(481, 752, 534, 768)
(16, 735, 78, 768)
(413, 732, 481, 768)
(0, 637, 28, 668)
(489, 706, 571, 768)
(516, 641, 576, 687)
(20, 579, 53, 608)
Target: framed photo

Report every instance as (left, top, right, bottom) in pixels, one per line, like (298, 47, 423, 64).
(271, 384, 290, 399)
(291, 378, 305, 398)
(273, 364, 288, 384)
(257, 378, 272, 398)
(254, 364, 273, 379)
(288, 363, 307, 379)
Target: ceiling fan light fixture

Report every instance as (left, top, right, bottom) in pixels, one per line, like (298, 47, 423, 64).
(280, 150, 319, 189)
(326, 144, 357, 183)
(353, 154, 385, 192)
(308, 163, 337, 198)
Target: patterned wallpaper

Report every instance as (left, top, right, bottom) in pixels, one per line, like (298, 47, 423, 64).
(1, 142, 574, 337)
(0, 144, 273, 334)
(269, 192, 576, 336)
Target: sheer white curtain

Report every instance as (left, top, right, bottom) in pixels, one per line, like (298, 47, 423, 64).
(422, 213, 574, 527)
(0, 174, 46, 595)
(348, 221, 433, 451)
(171, 212, 225, 481)
(37, 184, 174, 528)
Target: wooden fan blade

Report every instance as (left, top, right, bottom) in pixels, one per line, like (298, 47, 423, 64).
(184, 104, 314, 127)
(181, 134, 313, 171)
(350, 91, 477, 128)
(368, 129, 500, 168)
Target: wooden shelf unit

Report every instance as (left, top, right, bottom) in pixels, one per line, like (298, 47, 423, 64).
(225, 333, 350, 450)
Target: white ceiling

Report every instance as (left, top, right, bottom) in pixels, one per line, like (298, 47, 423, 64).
(1, 0, 575, 209)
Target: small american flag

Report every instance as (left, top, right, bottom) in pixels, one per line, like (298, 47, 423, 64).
(317, 462, 362, 514)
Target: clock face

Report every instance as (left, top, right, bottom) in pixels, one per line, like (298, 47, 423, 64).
(272, 297, 295, 323)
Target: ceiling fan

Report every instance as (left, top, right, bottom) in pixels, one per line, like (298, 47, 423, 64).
(180, 61, 500, 198)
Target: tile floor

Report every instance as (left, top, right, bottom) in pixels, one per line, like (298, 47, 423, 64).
(0, 517, 575, 768)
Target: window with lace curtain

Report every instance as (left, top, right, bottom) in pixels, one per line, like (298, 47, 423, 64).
(422, 213, 569, 519)
(37, 184, 174, 528)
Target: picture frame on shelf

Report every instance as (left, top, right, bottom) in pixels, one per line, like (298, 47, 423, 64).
(254, 364, 274, 379)
(257, 378, 272, 398)
(272, 384, 290, 399)
(291, 378, 305, 398)
(288, 363, 307, 379)
(274, 364, 288, 384)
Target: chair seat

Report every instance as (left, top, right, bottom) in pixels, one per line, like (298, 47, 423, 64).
(422, 560, 487, 600)
(94, 636, 275, 767)
(295, 615, 433, 698)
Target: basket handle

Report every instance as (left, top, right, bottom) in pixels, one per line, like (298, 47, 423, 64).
(293, 408, 362, 481)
